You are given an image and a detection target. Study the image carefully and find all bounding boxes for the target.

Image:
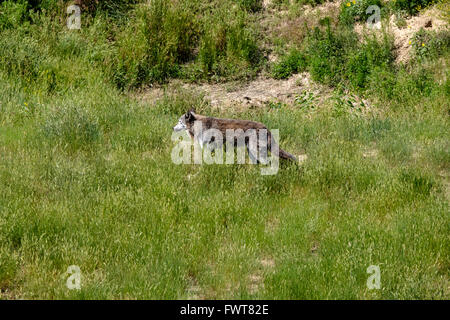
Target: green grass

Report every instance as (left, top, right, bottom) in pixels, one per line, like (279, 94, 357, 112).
(0, 0, 448, 299)
(1, 81, 448, 299)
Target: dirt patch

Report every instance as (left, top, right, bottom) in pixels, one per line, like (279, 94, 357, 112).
(363, 149, 378, 159)
(0, 288, 17, 300)
(260, 257, 275, 269)
(303, 0, 341, 16)
(262, 0, 271, 10)
(189, 73, 313, 109)
(137, 72, 331, 111)
(265, 216, 280, 234)
(298, 154, 308, 164)
(186, 273, 205, 300)
(390, 8, 448, 63)
(248, 257, 275, 295)
(310, 241, 319, 254)
(186, 283, 203, 299)
(248, 273, 263, 295)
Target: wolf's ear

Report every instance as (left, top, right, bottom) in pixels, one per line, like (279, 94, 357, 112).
(186, 110, 196, 122)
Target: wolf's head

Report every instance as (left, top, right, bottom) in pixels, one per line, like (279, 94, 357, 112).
(173, 109, 196, 132)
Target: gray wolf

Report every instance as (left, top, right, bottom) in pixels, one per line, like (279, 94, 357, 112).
(173, 110, 297, 163)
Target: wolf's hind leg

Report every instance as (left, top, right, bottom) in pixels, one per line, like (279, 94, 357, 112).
(258, 139, 269, 165)
(246, 143, 259, 164)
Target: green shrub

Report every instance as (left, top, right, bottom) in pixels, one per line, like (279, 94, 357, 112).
(111, 0, 200, 88)
(391, 0, 435, 15)
(226, 18, 261, 65)
(339, 0, 383, 26)
(345, 34, 394, 89)
(411, 28, 450, 60)
(367, 66, 397, 100)
(22, 0, 59, 11)
(0, 0, 28, 30)
(111, 0, 262, 86)
(271, 49, 308, 79)
(0, 30, 41, 81)
(236, 0, 263, 12)
(72, 0, 141, 17)
(294, 91, 317, 110)
(196, 9, 262, 80)
(297, 22, 395, 90)
(400, 67, 435, 97)
(346, 50, 370, 89)
(198, 35, 217, 75)
(306, 25, 357, 85)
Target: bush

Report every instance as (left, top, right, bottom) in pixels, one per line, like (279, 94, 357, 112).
(236, 0, 263, 12)
(274, 21, 395, 91)
(411, 28, 450, 60)
(0, 0, 28, 30)
(367, 66, 397, 100)
(0, 30, 41, 82)
(196, 8, 262, 80)
(74, 0, 142, 17)
(391, 0, 435, 15)
(111, 0, 262, 87)
(345, 34, 394, 89)
(293, 21, 395, 90)
(111, 0, 200, 88)
(271, 49, 308, 79)
(397, 67, 435, 97)
(22, 0, 59, 10)
(346, 50, 370, 89)
(306, 24, 357, 85)
(339, 0, 383, 26)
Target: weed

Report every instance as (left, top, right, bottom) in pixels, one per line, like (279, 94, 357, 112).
(271, 49, 308, 79)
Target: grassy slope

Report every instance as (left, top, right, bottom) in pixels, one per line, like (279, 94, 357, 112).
(0, 0, 448, 299)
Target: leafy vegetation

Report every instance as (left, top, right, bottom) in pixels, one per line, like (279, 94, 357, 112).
(339, 0, 383, 26)
(271, 49, 308, 79)
(391, 0, 436, 15)
(411, 28, 450, 60)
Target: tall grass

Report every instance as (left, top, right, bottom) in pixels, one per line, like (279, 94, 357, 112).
(111, 0, 263, 88)
(1, 81, 448, 298)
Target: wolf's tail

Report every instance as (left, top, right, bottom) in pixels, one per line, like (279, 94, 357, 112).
(268, 133, 297, 162)
(279, 148, 297, 162)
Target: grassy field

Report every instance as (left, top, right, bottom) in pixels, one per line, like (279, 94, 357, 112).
(0, 0, 449, 299)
